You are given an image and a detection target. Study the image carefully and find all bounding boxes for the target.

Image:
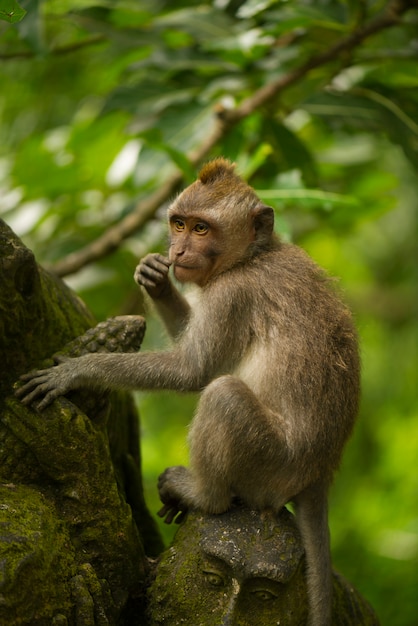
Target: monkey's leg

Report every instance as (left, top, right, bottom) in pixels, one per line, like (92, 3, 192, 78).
(186, 375, 292, 514)
(189, 376, 333, 625)
(294, 483, 332, 626)
(158, 375, 289, 519)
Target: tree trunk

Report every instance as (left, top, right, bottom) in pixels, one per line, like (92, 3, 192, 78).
(0, 218, 161, 624)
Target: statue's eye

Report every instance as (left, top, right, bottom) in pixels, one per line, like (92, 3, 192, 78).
(174, 219, 185, 231)
(202, 570, 224, 587)
(251, 588, 278, 602)
(193, 223, 209, 235)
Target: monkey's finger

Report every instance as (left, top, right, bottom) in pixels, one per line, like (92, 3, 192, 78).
(163, 511, 177, 524)
(157, 503, 171, 518)
(15, 376, 48, 399)
(20, 385, 60, 411)
(134, 271, 157, 289)
(135, 272, 163, 289)
(16, 371, 60, 404)
(142, 263, 169, 279)
(18, 368, 52, 384)
(36, 389, 63, 410)
(135, 263, 169, 286)
(16, 381, 53, 407)
(147, 253, 171, 268)
(157, 504, 179, 524)
(134, 254, 170, 276)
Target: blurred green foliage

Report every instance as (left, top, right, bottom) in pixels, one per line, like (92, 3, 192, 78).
(0, 1, 417, 623)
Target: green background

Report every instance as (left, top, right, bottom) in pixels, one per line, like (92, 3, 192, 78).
(1, 1, 417, 623)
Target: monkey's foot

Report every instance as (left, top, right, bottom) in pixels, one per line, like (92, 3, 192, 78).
(157, 466, 191, 524)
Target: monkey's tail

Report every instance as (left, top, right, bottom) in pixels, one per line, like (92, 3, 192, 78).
(294, 480, 333, 626)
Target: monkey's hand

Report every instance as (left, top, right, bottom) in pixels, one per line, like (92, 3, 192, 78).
(15, 356, 81, 411)
(134, 253, 172, 299)
(157, 466, 190, 524)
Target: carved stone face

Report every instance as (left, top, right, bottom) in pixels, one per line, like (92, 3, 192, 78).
(148, 506, 308, 626)
(148, 504, 380, 626)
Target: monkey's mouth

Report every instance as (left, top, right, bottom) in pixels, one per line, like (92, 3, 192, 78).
(174, 263, 199, 271)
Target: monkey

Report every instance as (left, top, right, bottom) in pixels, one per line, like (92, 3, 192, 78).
(17, 158, 360, 626)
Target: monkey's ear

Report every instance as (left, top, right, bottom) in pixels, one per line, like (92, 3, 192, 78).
(251, 204, 274, 242)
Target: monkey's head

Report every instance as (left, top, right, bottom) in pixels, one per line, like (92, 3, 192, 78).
(167, 158, 274, 286)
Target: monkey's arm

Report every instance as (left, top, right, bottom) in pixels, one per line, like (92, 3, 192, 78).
(16, 350, 199, 410)
(134, 253, 191, 338)
(16, 277, 250, 410)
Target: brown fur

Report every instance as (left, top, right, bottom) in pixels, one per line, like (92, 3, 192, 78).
(17, 158, 360, 626)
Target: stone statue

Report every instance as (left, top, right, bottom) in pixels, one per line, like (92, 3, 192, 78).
(148, 505, 380, 625)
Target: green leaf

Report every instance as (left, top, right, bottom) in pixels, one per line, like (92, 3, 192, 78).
(102, 82, 198, 118)
(237, 0, 278, 19)
(262, 119, 318, 187)
(15, 0, 43, 52)
(258, 188, 359, 211)
(139, 130, 195, 183)
(159, 146, 195, 183)
(0, 0, 26, 23)
(154, 6, 233, 43)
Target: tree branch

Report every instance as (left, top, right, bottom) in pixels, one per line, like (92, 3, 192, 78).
(50, 0, 414, 278)
(0, 35, 106, 60)
(225, 0, 412, 122)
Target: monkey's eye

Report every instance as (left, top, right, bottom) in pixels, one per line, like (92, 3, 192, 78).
(173, 219, 185, 231)
(202, 569, 225, 588)
(193, 222, 209, 235)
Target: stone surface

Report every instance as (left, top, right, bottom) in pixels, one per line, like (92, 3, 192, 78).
(148, 505, 380, 625)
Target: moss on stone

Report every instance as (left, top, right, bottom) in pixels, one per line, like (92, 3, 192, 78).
(0, 483, 76, 624)
(0, 220, 152, 624)
(148, 506, 380, 625)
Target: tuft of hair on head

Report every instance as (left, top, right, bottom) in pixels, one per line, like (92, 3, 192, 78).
(198, 158, 238, 185)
